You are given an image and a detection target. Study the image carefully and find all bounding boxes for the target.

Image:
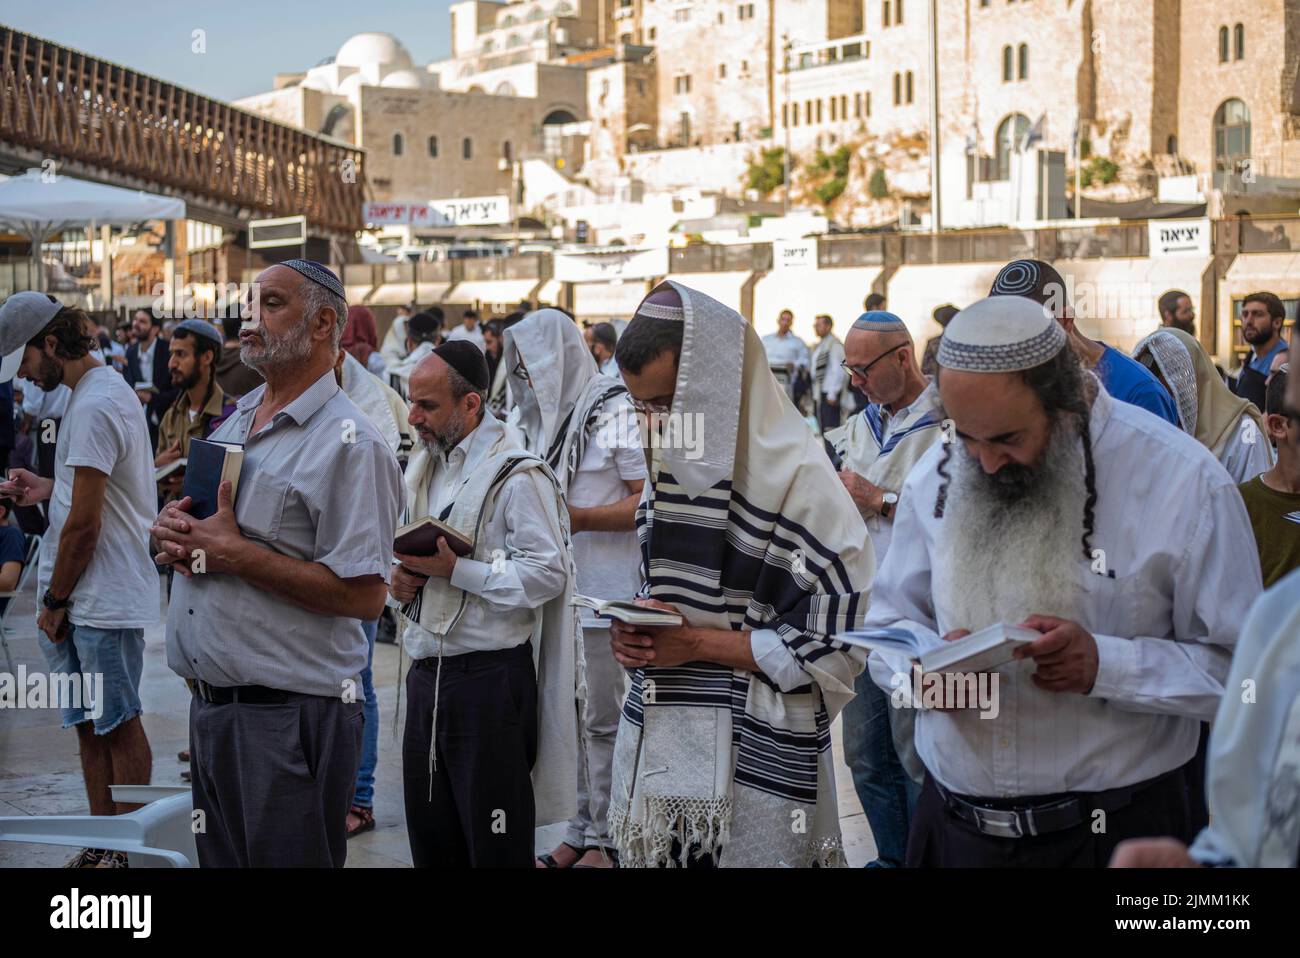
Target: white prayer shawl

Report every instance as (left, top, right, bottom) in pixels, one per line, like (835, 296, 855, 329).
(398, 423, 578, 826)
(340, 351, 411, 459)
(503, 308, 627, 493)
(811, 334, 853, 410)
(609, 281, 875, 868)
(1191, 567, 1300, 868)
(487, 354, 511, 418)
(827, 379, 944, 500)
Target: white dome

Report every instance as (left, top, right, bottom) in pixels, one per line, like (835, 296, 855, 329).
(300, 72, 334, 92)
(381, 69, 428, 90)
(337, 73, 366, 97)
(336, 33, 413, 70)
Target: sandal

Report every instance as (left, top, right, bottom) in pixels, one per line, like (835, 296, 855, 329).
(536, 841, 585, 868)
(346, 804, 375, 839)
(572, 846, 619, 869)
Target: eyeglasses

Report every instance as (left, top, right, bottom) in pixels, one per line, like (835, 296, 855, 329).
(841, 343, 906, 380)
(629, 395, 672, 415)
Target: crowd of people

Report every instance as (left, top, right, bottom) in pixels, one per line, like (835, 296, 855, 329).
(0, 254, 1295, 869)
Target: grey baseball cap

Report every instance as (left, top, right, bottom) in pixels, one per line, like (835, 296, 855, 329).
(0, 291, 62, 383)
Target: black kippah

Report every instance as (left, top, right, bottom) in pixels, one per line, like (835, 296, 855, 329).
(433, 340, 490, 390)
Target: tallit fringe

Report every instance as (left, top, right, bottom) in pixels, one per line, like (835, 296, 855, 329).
(609, 796, 733, 868)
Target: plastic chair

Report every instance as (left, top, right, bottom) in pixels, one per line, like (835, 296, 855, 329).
(0, 532, 42, 676)
(0, 786, 198, 867)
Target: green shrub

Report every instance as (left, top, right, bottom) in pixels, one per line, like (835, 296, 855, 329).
(868, 167, 888, 199)
(746, 147, 787, 194)
(816, 176, 847, 206)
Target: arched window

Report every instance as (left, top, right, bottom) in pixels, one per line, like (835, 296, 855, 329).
(428, 135, 439, 157)
(527, 6, 544, 20)
(1002, 45, 1013, 81)
(1233, 23, 1244, 60)
(1017, 43, 1028, 79)
(1218, 26, 1229, 63)
(507, 33, 524, 48)
(392, 132, 404, 156)
(905, 71, 914, 104)
(533, 27, 546, 40)
(995, 113, 1030, 180)
(1213, 98, 1251, 172)
(495, 81, 517, 96)
(502, 14, 517, 25)
(481, 38, 495, 53)
(555, 1, 573, 13)
(1166, 134, 1177, 155)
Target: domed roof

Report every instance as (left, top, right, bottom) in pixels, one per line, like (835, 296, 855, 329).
(336, 33, 413, 70)
(380, 69, 428, 90)
(337, 73, 366, 97)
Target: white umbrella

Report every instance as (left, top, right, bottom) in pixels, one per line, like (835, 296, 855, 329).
(0, 168, 186, 292)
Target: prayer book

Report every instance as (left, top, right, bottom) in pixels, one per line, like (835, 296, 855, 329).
(571, 595, 684, 627)
(181, 439, 243, 520)
(838, 622, 1040, 675)
(393, 516, 474, 558)
(154, 458, 186, 482)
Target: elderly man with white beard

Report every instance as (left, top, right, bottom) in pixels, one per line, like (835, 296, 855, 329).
(154, 261, 404, 867)
(861, 295, 1263, 868)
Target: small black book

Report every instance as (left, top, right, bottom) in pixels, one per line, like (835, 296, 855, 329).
(181, 439, 244, 520)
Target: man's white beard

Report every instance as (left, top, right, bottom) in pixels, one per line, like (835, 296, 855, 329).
(933, 421, 1087, 633)
(241, 313, 314, 373)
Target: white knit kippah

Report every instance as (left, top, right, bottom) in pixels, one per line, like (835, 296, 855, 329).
(937, 295, 1067, 372)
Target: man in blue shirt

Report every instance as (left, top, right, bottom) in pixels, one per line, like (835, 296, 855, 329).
(990, 260, 1180, 426)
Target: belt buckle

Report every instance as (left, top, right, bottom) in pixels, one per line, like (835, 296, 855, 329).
(972, 805, 1026, 838)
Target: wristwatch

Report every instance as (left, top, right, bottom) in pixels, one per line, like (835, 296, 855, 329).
(879, 492, 899, 519)
(42, 589, 71, 611)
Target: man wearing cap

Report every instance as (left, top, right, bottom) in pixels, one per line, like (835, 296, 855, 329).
(387, 309, 444, 399)
(151, 261, 404, 868)
(861, 295, 1260, 867)
(0, 292, 159, 869)
(990, 259, 1180, 427)
(154, 320, 234, 501)
(392, 340, 577, 868)
(826, 310, 943, 867)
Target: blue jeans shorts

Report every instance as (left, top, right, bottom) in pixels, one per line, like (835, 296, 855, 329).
(37, 622, 146, 735)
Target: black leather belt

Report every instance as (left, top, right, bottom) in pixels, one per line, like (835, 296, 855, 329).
(935, 767, 1182, 839)
(192, 680, 293, 705)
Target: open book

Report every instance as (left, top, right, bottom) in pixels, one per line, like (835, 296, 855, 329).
(155, 458, 187, 482)
(838, 622, 1040, 675)
(181, 440, 243, 520)
(571, 595, 683, 627)
(393, 516, 474, 558)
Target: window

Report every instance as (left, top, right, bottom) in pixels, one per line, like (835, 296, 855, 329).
(740, 59, 749, 74)
(864, 91, 871, 116)
(980, 0, 990, 6)
(674, 74, 692, 94)
(1214, 98, 1251, 172)
(392, 132, 404, 156)
(994, 113, 1030, 179)
(1219, 26, 1229, 63)
(635, 79, 645, 95)
(790, 102, 799, 126)
(733, 121, 741, 140)
(854, 92, 862, 117)
(718, 63, 726, 78)
(830, 97, 838, 121)
(1018, 43, 1028, 79)
(674, 8, 690, 22)
(1166, 134, 1178, 155)
(427, 135, 439, 157)
(883, 0, 891, 27)
(905, 71, 914, 104)
(807, 99, 814, 123)
(463, 137, 473, 159)
(718, 11, 724, 23)
(783, 103, 789, 127)
(648, 27, 656, 40)
(896, 0, 903, 24)
(893, 72, 901, 105)
(679, 111, 691, 143)
(738, 3, 754, 20)
(527, 6, 544, 20)
(1234, 23, 1244, 60)
(840, 94, 848, 120)
(507, 32, 524, 47)
(502, 140, 513, 162)
(1002, 45, 1013, 81)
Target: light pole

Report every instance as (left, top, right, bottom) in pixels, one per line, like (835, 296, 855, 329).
(927, 0, 941, 233)
(782, 31, 792, 216)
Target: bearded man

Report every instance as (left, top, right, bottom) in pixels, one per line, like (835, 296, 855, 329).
(862, 295, 1261, 867)
(153, 260, 404, 867)
(392, 341, 577, 868)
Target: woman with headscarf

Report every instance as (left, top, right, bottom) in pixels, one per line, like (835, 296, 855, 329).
(343, 305, 387, 379)
(1133, 328, 1273, 482)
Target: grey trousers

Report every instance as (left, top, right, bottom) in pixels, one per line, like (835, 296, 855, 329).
(563, 625, 625, 851)
(188, 692, 363, 867)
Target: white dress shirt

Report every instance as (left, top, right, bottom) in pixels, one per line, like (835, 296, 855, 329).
(761, 332, 811, 374)
(864, 386, 1262, 798)
(413, 413, 567, 656)
(444, 322, 486, 352)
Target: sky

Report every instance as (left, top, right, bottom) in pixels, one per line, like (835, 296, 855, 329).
(1, 0, 459, 102)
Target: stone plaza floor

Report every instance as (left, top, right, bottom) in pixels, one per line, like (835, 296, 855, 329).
(0, 584, 878, 867)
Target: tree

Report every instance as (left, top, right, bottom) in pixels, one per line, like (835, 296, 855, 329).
(746, 148, 787, 195)
(868, 167, 889, 199)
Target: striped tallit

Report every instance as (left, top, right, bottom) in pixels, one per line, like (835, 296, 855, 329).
(608, 281, 875, 868)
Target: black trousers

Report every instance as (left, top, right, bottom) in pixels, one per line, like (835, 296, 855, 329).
(818, 398, 841, 433)
(402, 641, 538, 868)
(188, 691, 363, 867)
(906, 769, 1191, 868)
